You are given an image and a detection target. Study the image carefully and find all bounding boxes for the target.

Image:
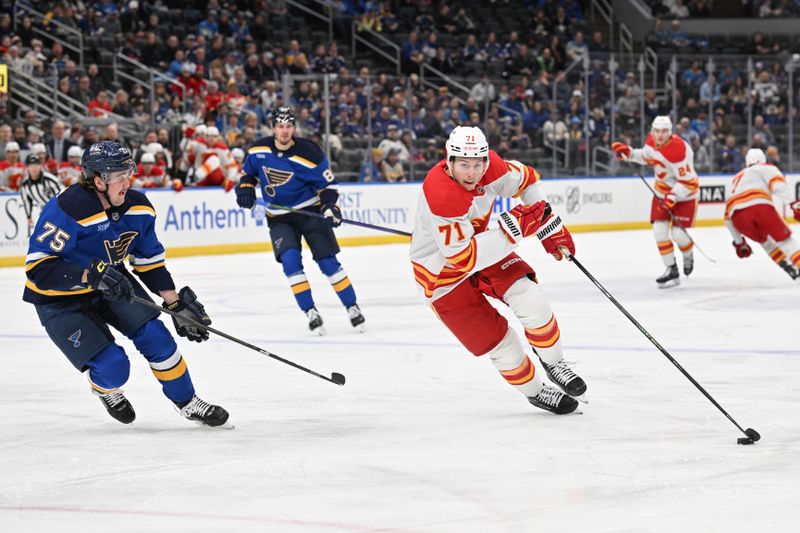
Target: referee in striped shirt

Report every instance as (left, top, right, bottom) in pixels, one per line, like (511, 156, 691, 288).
(20, 152, 63, 233)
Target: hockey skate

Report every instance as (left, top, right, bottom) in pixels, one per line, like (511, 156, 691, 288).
(656, 264, 680, 288)
(94, 389, 136, 424)
(176, 395, 232, 428)
(683, 252, 694, 276)
(539, 358, 587, 402)
(778, 260, 800, 281)
(305, 307, 327, 336)
(347, 304, 366, 332)
(528, 384, 579, 415)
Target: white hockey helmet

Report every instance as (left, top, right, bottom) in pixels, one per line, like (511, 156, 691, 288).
(146, 142, 164, 154)
(231, 147, 245, 161)
(32, 142, 47, 154)
(5, 141, 20, 152)
(745, 148, 766, 167)
(140, 152, 156, 164)
(206, 126, 220, 138)
(67, 145, 83, 159)
(651, 115, 673, 131)
(446, 125, 489, 162)
(194, 124, 207, 137)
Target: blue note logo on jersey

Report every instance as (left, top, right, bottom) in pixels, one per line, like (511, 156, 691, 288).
(262, 166, 294, 197)
(103, 231, 138, 264)
(68, 329, 82, 348)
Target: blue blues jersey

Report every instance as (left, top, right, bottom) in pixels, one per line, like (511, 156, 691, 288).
(240, 136, 338, 215)
(24, 185, 175, 305)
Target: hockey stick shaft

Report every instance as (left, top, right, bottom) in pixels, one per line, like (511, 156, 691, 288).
(268, 203, 412, 237)
(130, 296, 345, 386)
(629, 164, 716, 263)
(568, 255, 750, 437)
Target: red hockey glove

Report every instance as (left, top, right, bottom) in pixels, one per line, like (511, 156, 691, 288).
(611, 142, 631, 161)
(498, 201, 547, 244)
(732, 240, 752, 258)
(537, 210, 575, 260)
(662, 193, 678, 210)
(791, 200, 800, 222)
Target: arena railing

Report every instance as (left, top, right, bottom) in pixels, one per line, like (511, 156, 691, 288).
(13, 1, 84, 67)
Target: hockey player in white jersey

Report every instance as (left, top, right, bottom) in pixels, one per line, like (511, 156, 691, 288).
(725, 148, 800, 280)
(612, 116, 699, 288)
(409, 126, 586, 415)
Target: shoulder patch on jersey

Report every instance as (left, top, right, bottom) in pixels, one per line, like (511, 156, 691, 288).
(56, 184, 105, 223)
(422, 161, 473, 218)
(646, 134, 686, 163)
(479, 150, 509, 186)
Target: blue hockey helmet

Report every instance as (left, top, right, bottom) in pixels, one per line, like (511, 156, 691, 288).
(270, 106, 296, 127)
(80, 140, 137, 189)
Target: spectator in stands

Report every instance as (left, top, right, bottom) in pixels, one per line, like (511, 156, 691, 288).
(588, 31, 608, 54)
(678, 117, 700, 145)
(691, 136, 710, 172)
(670, 0, 690, 17)
(378, 125, 409, 162)
(566, 31, 588, 62)
(616, 86, 639, 122)
(543, 110, 568, 145)
(358, 148, 383, 183)
(508, 45, 537, 77)
(86, 63, 106, 96)
(112, 89, 132, 117)
(668, 20, 691, 49)
(47, 120, 76, 165)
(699, 75, 721, 106)
(88, 90, 113, 118)
(719, 134, 744, 172)
(380, 148, 406, 183)
(753, 115, 775, 145)
(537, 47, 556, 74)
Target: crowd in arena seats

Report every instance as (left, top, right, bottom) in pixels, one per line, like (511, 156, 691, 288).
(1, 0, 799, 186)
(645, 0, 800, 17)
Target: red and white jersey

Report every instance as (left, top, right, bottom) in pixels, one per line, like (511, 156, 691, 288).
(725, 163, 791, 218)
(183, 137, 208, 170)
(409, 150, 543, 302)
(629, 134, 699, 201)
(58, 162, 82, 187)
(0, 161, 25, 191)
(132, 163, 168, 188)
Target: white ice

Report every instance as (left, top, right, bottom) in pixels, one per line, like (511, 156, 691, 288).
(1, 227, 798, 532)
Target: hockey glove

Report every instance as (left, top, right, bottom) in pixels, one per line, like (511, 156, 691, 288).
(733, 240, 753, 258)
(321, 204, 343, 227)
(662, 193, 678, 211)
(235, 182, 256, 209)
(791, 200, 800, 222)
(611, 142, 631, 161)
(87, 260, 133, 302)
(498, 201, 547, 244)
(537, 206, 576, 260)
(164, 286, 211, 343)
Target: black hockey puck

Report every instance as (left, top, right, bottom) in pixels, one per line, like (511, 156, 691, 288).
(737, 437, 754, 445)
(744, 428, 761, 442)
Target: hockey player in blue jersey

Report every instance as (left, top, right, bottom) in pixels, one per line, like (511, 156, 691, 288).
(235, 106, 365, 335)
(24, 140, 230, 427)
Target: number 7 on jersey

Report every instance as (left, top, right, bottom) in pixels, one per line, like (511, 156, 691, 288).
(438, 222, 465, 246)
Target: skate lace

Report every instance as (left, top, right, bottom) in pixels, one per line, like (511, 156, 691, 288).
(534, 386, 562, 407)
(347, 305, 361, 320)
(547, 360, 577, 385)
(100, 390, 126, 409)
(181, 396, 213, 418)
(306, 308, 321, 320)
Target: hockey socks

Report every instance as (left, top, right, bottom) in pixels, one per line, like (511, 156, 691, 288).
(317, 256, 357, 308)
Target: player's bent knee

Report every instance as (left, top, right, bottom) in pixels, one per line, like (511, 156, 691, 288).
(130, 319, 178, 362)
(485, 328, 526, 370)
(503, 277, 553, 324)
(316, 255, 342, 276)
(87, 344, 131, 390)
(653, 220, 670, 240)
(280, 248, 304, 276)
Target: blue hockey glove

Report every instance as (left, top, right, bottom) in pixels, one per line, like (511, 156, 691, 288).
(164, 286, 211, 342)
(87, 260, 133, 302)
(235, 182, 256, 209)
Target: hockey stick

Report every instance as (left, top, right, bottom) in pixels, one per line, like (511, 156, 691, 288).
(129, 295, 346, 386)
(566, 253, 759, 444)
(265, 202, 412, 237)
(628, 163, 716, 263)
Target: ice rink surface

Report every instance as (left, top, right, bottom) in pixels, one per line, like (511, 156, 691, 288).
(1, 226, 798, 532)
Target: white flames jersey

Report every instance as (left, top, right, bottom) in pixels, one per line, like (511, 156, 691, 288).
(725, 163, 791, 218)
(629, 133, 699, 201)
(410, 150, 544, 302)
